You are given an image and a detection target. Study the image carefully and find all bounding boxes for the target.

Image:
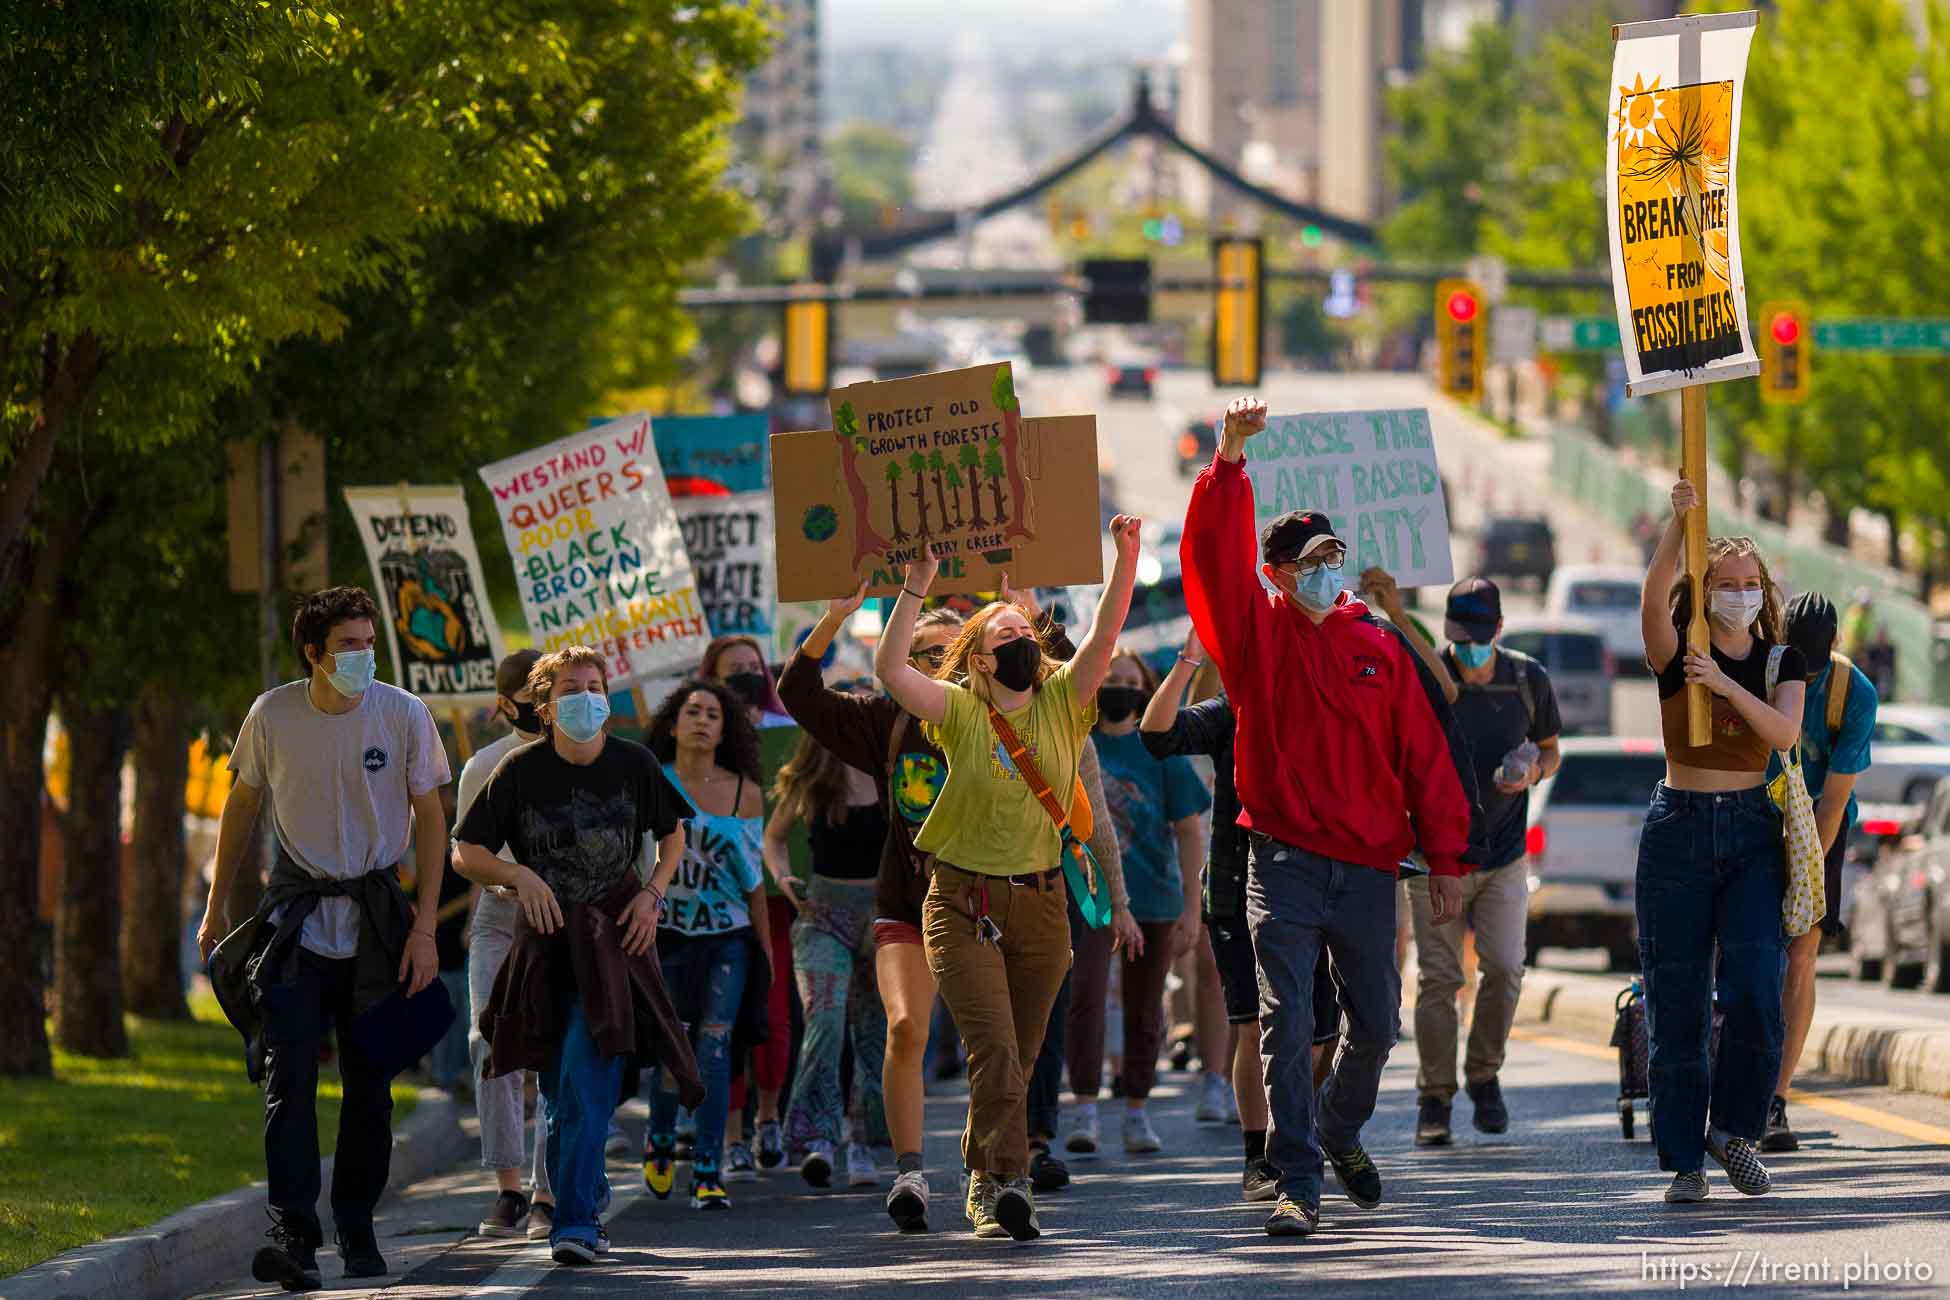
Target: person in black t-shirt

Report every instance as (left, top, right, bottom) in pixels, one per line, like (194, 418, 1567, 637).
(456, 646, 692, 1266)
(1637, 481, 1806, 1205)
(1409, 578, 1563, 1148)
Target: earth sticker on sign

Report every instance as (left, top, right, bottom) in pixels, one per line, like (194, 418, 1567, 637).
(1614, 75, 1741, 375)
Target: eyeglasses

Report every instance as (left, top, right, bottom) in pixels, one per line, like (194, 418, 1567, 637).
(911, 646, 947, 669)
(1278, 548, 1346, 578)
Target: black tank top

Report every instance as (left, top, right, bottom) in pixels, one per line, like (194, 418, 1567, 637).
(808, 801, 888, 880)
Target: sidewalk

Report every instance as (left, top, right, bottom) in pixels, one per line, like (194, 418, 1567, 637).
(4, 1091, 466, 1300)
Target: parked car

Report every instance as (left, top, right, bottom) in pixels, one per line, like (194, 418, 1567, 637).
(1523, 736, 1665, 971)
(1175, 415, 1217, 477)
(1107, 361, 1158, 399)
(1479, 515, 1556, 590)
(1544, 564, 1647, 673)
(1498, 615, 1615, 736)
(1847, 785, 1950, 991)
(1850, 706, 1950, 806)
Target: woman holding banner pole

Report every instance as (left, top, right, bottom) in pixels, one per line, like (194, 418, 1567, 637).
(1637, 478, 1803, 1204)
(874, 513, 1143, 1243)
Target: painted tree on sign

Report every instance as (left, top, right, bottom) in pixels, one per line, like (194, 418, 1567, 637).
(928, 448, 951, 532)
(944, 464, 966, 528)
(908, 451, 931, 536)
(884, 459, 908, 543)
(836, 400, 895, 564)
(983, 440, 1009, 523)
(959, 442, 987, 527)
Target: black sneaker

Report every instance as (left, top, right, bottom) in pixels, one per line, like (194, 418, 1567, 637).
(1664, 1171, 1710, 1204)
(992, 1178, 1040, 1241)
(1465, 1076, 1509, 1134)
(477, 1189, 531, 1238)
(1324, 1143, 1382, 1209)
(1415, 1096, 1453, 1147)
(251, 1214, 321, 1293)
(1028, 1143, 1070, 1192)
(1264, 1193, 1319, 1236)
(1760, 1095, 1799, 1153)
(335, 1223, 387, 1279)
(1241, 1157, 1280, 1203)
(1706, 1131, 1772, 1196)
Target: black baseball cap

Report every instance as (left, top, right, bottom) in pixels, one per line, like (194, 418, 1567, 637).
(1261, 510, 1344, 566)
(1783, 591, 1838, 672)
(1444, 577, 1503, 643)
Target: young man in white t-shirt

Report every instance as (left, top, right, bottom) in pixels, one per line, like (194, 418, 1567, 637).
(198, 587, 451, 1292)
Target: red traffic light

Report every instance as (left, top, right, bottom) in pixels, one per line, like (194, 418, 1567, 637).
(1771, 312, 1800, 346)
(1446, 290, 1479, 324)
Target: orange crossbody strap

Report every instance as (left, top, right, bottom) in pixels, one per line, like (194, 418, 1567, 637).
(984, 704, 1091, 877)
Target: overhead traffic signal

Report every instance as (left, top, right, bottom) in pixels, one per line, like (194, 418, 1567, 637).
(781, 295, 830, 397)
(1082, 258, 1152, 325)
(1435, 278, 1485, 403)
(1212, 236, 1263, 388)
(1759, 300, 1810, 404)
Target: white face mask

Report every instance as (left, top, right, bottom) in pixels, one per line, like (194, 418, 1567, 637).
(1709, 589, 1765, 630)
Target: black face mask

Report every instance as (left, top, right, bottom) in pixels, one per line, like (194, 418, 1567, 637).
(507, 700, 543, 735)
(990, 638, 1042, 692)
(724, 671, 770, 709)
(1097, 686, 1147, 724)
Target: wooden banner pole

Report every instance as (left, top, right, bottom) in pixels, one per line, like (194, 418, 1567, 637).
(1681, 383, 1712, 749)
(449, 706, 475, 762)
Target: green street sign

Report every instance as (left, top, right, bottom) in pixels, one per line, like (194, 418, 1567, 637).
(1812, 318, 1950, 354)
(1539, 316, 1620, 351)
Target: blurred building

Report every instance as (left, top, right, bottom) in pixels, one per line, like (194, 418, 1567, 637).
(736, 0, 825, 232)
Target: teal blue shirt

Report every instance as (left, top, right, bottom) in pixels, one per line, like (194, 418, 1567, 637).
(1768, 662, 1877, 831)
(1092, 729, 1213, 923)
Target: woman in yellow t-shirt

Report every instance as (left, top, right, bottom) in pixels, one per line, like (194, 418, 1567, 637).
(873, 515, 1143, 1244)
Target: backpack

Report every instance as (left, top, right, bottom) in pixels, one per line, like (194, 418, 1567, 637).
(1825, 652, 1852, 740)
(1444, 644, 1542, 733)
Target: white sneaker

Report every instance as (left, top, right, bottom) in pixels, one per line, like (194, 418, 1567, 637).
(1195, 1073, 1230, 1125)
(1123, 1107, 1163, 1153)
(846, 1141, 878, 1187)
(1065, 1105, 1099, 1155)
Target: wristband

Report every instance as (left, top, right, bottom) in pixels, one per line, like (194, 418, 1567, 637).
(902, 587, 927, 600)
(1177, 656, 1205, 669)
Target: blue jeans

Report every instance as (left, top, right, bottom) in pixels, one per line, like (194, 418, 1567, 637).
(1636, 783, 1786, 1173)
(1246, 835, 1400, 1206)
(539, 1001, 624, 1248)
(649, 931, 751, 1172)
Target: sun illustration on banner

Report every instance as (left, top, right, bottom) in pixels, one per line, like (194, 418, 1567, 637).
(1613, 72, 1667, 149)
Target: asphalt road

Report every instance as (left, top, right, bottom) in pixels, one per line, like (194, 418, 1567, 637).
(193, 1012, 1950, 1298)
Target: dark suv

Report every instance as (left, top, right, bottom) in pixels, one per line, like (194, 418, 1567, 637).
(1480, 515, 1556, 589)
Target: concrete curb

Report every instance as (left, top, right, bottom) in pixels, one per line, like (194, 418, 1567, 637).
(1512, 971, 1950, 1100)
(4, 1089, 467, 1300)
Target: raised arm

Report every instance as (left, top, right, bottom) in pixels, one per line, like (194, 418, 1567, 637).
(1361, 567, 1458, 706)
(1181, 397, 1269, 683)
(778, 584, 893, 773)
(1069, 514, 1144, 703)
(873, 554, 950, 725)
(1141, 626, 1206, 738)
(1642, 480, 1691, 672)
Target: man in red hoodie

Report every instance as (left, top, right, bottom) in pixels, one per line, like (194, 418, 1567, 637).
(1181, 396, 1470, 1238)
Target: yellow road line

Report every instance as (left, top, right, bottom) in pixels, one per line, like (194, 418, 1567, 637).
(1508, 1026, 1950, 1146)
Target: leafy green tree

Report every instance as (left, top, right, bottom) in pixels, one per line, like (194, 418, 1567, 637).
(830, 124, 916, 228)
(1381, 22, 1521, 264)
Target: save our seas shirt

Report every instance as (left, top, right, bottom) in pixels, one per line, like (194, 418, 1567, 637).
(659, 765, 766, 936)
(1091, 728, 1212, 923)
(917, 660, 1096, 876)
(456, 736, 691, 910)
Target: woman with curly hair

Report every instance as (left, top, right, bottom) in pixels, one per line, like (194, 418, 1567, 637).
(639, 679, 772, 1211)
(1638, 479, 1805, 1205)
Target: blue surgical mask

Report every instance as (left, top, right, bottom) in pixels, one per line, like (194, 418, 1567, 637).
(1453, 642, 1495, 669)
(553, 690, 610, 742)
(1293, 564, 1344, 612)
(324, 648, 376, 698)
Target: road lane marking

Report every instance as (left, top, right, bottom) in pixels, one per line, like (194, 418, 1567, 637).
(1509, 1026, 1950, 1146)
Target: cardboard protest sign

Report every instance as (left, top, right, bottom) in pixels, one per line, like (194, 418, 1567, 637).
(654, 413, 771, 495)
(772, 388, 1103, 601)
(675, 491, 777, 651)
(1606, 11, 1760, 396)
(342, 485, 505, 703)
(479, 414, 709, 684)
(1241, 408, 1454, 591)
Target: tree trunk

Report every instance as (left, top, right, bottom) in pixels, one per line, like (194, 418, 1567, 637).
(1883, 509, 1903, 574)
(0, 333, 104, 604)
(1823, 501, 1851, 549)
(53, 699, 133, 1057)
(122, 688, 192, 1020)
